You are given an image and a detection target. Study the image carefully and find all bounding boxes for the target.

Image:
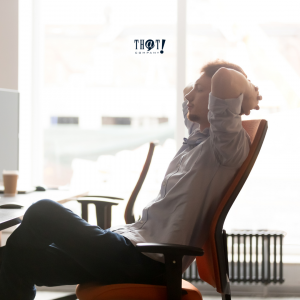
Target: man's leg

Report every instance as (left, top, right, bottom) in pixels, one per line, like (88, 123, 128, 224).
(0, 199, 165, 300)
(0, 242, 96, 299)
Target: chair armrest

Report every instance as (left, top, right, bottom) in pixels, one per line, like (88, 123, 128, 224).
(136, 243, 204, 300)
(77, 197, 122, 205)
(78, 195, 124, 200)
(136, 243, 204, 256)
(77, 197, 122, 229)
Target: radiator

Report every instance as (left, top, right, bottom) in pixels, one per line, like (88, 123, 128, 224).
(182, 230, 285, 284)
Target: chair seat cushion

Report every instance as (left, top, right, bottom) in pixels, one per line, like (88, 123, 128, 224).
(76, 279, 202, 300)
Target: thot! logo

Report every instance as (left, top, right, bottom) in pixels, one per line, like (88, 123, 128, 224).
(134, 39, 166, 54)
(145, 40, 155, 51)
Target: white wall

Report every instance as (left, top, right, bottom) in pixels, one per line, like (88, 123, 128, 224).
(0, 0, 18, 90)
(0, 0, 40, 187)
(18, 0, 34, 187)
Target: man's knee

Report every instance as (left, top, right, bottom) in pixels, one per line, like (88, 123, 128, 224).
(24, 199, 58, 224)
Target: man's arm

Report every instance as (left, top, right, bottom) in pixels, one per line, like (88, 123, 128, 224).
(208, 68, 262, 167)
(211, 67, 261, 115)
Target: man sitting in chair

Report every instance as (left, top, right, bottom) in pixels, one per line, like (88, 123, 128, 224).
(0, 60, 262, 300)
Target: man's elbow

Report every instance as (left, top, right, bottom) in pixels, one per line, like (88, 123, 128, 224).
(211, 68, 232, 97)
(212, 67, 231, 80)
(211, 68, 242, 99)
(212, 67, 232, 83)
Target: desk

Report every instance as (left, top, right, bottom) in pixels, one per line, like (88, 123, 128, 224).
(0, 190, 88, 232)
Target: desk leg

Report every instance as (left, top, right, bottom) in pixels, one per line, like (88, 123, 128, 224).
(0, 231, 1, 246)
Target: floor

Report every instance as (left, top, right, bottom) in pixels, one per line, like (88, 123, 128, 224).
(35, 292, 300, 300)
(35, 292, 75, 300)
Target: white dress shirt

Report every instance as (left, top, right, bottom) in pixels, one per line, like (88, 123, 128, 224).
(110, 92, 250, 272)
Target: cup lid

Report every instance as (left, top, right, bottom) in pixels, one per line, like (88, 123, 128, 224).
(3, 170, 19, 175)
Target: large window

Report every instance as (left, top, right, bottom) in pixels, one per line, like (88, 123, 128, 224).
(41, 0, 177, 187)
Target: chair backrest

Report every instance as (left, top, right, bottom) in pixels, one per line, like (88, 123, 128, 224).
(196, 119, 268, 294)
(124, 141, 158, 224)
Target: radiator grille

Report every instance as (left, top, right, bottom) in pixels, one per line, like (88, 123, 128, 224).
(182, 230, 285, 284)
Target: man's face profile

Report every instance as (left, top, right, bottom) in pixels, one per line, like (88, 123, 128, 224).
(185, 72, 211, 128)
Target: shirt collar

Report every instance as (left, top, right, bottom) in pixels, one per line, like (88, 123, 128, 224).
(183, 127, 210, 147)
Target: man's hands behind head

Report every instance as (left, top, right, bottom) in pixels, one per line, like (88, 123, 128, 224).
(241, 80, 263, 116)
(183, 74, 263, 116)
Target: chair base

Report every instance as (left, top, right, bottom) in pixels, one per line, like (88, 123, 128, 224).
(76, 279, 202, 300)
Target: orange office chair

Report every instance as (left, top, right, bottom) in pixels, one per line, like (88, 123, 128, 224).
(75, 119, 268, 300)
(77, 141, 158, 229)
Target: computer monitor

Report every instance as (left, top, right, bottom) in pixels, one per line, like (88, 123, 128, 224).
(0, 88, 19, 183)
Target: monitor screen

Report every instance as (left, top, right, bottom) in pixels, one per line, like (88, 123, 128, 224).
(0, 88, 19, 183)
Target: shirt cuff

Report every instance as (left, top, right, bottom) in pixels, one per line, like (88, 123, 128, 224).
(208, 92, 243, 115)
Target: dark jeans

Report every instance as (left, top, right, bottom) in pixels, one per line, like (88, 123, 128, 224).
(0, 199, 165, 300)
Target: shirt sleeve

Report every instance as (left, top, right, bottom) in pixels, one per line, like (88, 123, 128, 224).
(182, 99, 199, 135)
(208, 92, 250, 167)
